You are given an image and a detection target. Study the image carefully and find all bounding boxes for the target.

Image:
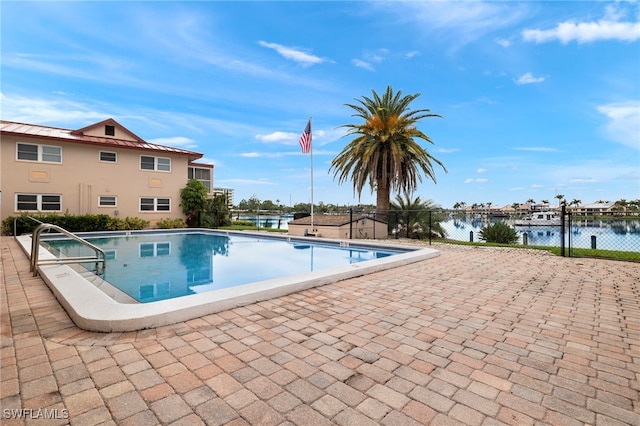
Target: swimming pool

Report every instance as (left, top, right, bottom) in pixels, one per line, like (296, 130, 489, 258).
(42, 232, 403, 303)
(17, 229, 439, 332)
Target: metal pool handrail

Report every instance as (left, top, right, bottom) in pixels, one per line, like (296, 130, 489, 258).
(13, 215, 44, 240)
(30, 223, 106, 277)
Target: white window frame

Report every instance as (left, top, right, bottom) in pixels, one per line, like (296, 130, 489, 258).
(139, 282, 171, 300)
(99, 151, 117, 163)
(104, 250, 117, 261)
(140, 155, 171, 172)
(139, 242, 171, 257)
(15, 193, 62, 212)
(188, 167, 212, 191)
(139, 197, 171, 212)
(98, 196, 117, 207)
(16, 142, 62, 163)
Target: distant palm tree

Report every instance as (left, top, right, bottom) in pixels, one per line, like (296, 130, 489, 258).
(330, 86, 446, 219)
(555, 194, 565, 206)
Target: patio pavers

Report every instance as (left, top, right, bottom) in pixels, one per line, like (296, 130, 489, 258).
(1, 236, 639, 425)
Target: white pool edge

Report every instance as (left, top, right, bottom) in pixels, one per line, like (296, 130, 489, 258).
(16, 232, 439, 332)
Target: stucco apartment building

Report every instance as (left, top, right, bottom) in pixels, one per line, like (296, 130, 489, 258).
(0, 118, 213, 226)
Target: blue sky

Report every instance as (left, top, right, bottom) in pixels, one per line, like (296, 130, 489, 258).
(2, 1, 639, 209)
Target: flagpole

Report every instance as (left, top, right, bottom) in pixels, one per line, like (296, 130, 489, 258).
(309, 117, 314, 230)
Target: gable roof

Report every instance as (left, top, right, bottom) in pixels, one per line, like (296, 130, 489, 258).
(0, 119, 203, 161)
(289, 214, 387, 226)
(71, 118, 145, 142)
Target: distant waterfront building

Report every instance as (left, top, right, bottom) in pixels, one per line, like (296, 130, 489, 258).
(1, 118, 213, 226)
(570, 202, 616, 215)
(213, 187, 234, 208)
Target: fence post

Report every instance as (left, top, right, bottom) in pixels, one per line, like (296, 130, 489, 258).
(349, 208, 353, 240)
(469, 231, 474, 242)
(591, 235, 597, 249)
(522, 233, 528, 245)
(429, 211, 432, 245)
(396, 212, 399, 239)
(560, 204, 566, 257)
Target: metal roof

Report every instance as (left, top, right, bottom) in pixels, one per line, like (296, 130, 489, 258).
(0, 120, 204, 160)
(289, 214, 387, 226)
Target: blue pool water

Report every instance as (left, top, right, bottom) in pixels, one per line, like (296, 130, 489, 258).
(42, 232, 405, 303)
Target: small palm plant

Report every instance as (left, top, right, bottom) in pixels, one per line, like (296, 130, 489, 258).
(479, 221, 519, 244)
(390, 192, 447, 239)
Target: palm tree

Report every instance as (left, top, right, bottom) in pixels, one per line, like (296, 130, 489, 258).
(330, 86, 446, 220)
(453, 201, 466, 215)
(390, 192, 447, 239)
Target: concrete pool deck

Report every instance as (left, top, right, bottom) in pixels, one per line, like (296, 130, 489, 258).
(1, 235, 639, 425)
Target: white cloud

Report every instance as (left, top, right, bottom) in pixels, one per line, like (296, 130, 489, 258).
(255, 131, 297, 143)
(363, 48, 388, 63)
(523, 6, 640, 44)
(495, 38, 511, 47)
(240, 152, 261, 158)
(597, 101, 640, 150)
(379, 1, 529, 48)
(351, 59, 375, 71)
(515, 72, 545, 85)
(0, 92, 106, 124)
(404, 51, 420, 59)
(477, 168, 487, 173)
(435, 148, 460, 153)
(258, 41, 324, 66)
(464, 178, 488, 183)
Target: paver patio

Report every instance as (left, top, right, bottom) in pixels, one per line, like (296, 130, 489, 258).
(1, 236, 639, 425)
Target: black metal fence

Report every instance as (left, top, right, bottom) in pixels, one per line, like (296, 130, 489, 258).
(344, 207, 640, 262)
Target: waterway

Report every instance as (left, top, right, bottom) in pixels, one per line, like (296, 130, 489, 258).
(235, 214, 640, 252)
(441, 216, 640, 252)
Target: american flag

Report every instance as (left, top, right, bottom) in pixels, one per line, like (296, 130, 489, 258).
(299, 119, 312, 154)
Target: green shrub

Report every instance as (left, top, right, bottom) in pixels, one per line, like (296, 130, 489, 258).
(157, 218, 186, 229)
(123, 217, 149, 230)
(1, 213, 149, 235)
(479, 221, 519, 244)
(231, 220, 256, 227)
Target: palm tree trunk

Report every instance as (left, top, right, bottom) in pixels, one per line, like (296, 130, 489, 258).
(376, 179, 391, 223)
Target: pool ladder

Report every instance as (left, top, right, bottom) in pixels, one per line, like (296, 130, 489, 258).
(29, 223, 107, 277)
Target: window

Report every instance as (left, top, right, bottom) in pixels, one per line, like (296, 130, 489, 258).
(188, 167, 212, 191)
(105, 125, 115, 136)
(139, 242, 171, 257)
(16, 194, 61, 211)
(139, 282, 170, 301)
(99, 151, 117, 162)
(140, 197, 170, 212)
(17, 143, 62, 163)
(140, 155, 171, 172)
(98, 196, 117, 207)
(157, 158, 171, 172)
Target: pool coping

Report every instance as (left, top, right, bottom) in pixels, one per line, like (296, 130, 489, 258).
(16, 230, 439, 332)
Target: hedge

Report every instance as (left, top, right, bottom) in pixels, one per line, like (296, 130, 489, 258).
(2, 213, 149, 236)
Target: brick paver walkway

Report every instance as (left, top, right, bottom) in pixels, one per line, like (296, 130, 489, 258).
(1, 236, 639, 425)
